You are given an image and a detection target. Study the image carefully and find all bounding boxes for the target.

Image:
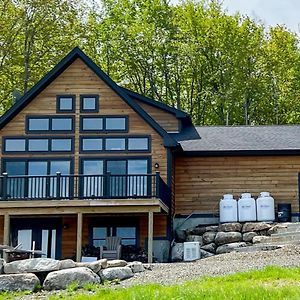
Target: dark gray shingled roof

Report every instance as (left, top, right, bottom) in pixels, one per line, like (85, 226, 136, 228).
(179, 125, 300, 152)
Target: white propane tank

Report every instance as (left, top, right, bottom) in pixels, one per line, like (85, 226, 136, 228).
(219, 194, 238, 223)
(238, 193, 257, 222)
(256, 192, 275, 222)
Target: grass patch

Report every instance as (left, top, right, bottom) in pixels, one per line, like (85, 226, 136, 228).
(48, 266, 300, 300)
(4, 266, 300, 299)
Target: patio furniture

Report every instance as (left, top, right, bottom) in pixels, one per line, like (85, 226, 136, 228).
(99, 237, 122, 260)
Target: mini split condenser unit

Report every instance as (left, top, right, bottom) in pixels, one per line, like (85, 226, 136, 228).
(183, 242, 200, 261)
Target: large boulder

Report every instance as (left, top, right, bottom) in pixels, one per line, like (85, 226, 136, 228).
(4, 258, 60, 274)
(188, 226, 207, 236)
(171, 243, 184, 262)
(107, 260, 127, 268)
(268, 224, 288, 235)
(75, 259, 108, 273)
(100, 267, 133, 281)
(200, 249, 214, 259)
(242, 222, 272, 233)
(216, 242, 247, 254)
(43, 267, 100, 290)
(0, 273, 40, 291)
(127, 261, 145, 273)
(215, 232, 242, 245)
(175, 229, 187, 242)
(218, 223, 242, 232)
(201, 243, 216, 254)
(205, 226, 218, 232)
(243, 232, 258, 242)
(59, 259, 76, 270)
(202, 232, 216, 244)
(186, 235, 203, 245)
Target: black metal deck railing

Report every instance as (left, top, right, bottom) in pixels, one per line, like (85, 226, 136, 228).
(0, 172, 170, 207)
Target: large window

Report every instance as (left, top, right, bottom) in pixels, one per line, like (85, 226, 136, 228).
(3, 137, 73, 153)
(56, 95, 75, 113)
(80, 116, 128, 133)
(26, 116, 74, 133)
(92, 226, 137, 247)
(80, 136, 150, 153)
(4, 159, 72, 199)
(80, 95, 99, 113)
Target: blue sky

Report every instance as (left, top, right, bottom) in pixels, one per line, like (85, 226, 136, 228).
(222, 0, 300, 34)
(170, 0, 300, 34)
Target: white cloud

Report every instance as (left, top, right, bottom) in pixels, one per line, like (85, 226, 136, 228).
(221, 0, 300, 33)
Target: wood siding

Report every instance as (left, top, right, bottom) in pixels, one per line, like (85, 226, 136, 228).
(175, 155, 300, 215)
(0, 58, 168, 182)
(137, 101, 179, 133)
(0, 216, 3, 244)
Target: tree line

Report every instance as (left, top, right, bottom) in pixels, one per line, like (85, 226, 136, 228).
(1, 0, 300, 125)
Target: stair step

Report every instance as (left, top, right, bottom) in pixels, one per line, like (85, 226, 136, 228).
(271, 231, 300, 238)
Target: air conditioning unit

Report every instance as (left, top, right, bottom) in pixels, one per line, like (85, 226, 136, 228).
(183, 242, 200, 261)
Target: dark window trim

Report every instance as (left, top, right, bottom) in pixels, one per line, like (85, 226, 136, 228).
(2, 157, 74, 176)
(3, 136, 74, 154)
(79, 135, 151, 153)
(56, 95, 76, 113)
(80, 115, 129, 133)
(26, 115, 75, 134)
(79, 156, 152, 175)
(80, 94, 99, 113)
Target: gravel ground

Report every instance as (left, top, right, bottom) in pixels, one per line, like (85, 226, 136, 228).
(16, 245, 300, 299)
(120, 244, 300, 287)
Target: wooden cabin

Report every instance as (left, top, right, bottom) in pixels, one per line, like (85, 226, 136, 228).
(0, 48, 299, 262)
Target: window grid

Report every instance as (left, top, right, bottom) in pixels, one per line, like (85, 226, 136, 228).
(80, 136, 150, 153)
(80, 116, 129, 133)
(3, 137, 74, 154)
(26, 116, 74, 133)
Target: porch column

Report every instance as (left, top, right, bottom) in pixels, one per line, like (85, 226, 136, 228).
(147, 211, 153, 263)
(3, 214, 10, 261)
(76, 212, 83, 262)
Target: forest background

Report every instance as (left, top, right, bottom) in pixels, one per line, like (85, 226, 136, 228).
(1, 0, 300, 126)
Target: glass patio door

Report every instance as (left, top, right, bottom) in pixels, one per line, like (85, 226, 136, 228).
(82, 160, 104, 197)
(107, 160, 126, 197)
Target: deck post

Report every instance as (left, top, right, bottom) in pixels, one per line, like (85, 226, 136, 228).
(148, 211, 153, 263)
(3, 213, 10, 261)
(76, 212, 83, 262)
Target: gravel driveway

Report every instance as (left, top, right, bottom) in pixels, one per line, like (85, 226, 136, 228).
(121, 245, 300, 287)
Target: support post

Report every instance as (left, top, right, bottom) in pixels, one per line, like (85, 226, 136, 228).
(76, 212, 83, 262)
(148, 211, 153, 263)
(3, 214, 10, 261)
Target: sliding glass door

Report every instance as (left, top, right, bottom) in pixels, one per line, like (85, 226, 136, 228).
(81, 158, 149, 198)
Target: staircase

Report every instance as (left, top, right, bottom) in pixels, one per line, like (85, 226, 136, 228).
(236, 223, 300, 253)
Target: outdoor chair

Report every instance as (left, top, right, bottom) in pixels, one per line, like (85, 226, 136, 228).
(99, 236, 122, 260)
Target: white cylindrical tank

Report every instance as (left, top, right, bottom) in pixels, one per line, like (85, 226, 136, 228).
(238, 193, 257, 222)
(219, 194, 238, 223)
(256, 192, 275, 221)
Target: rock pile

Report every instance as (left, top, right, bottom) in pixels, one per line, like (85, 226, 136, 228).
(172, 222, 282, 261)
(0, 258, 146, 292)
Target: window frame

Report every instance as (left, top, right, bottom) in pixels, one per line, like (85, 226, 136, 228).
(80, 135, 151, 153)
(3, 136, 74, 154)
(80, 94, 99, 113)
(26, 115, 75, 134)
(56, 95, 75, 113)
(80, 115, 129, 133)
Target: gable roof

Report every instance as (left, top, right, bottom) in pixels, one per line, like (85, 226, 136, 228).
(121, 87, 189, 119)
(179, 125, 300, 155)
(0, 47, 178, 147)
